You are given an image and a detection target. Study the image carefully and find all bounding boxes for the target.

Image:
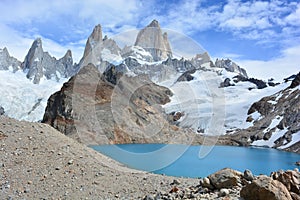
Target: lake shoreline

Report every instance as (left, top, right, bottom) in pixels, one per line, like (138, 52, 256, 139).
(1, 116, 299, 199)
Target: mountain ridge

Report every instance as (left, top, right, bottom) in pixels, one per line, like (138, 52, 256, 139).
(0, 20, 298, 153)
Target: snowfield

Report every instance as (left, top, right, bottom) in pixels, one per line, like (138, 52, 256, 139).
(160, 67, 288, 135)
(0, 69, 67, 121)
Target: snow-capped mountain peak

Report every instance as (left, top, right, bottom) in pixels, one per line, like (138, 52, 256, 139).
(22, 38, 74, 84)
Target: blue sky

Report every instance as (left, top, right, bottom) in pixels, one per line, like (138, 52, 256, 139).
(0, 0, 299, 79)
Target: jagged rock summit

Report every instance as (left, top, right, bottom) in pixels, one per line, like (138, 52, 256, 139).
(79, 24, 121, 71)
(83, 24, 103, 58)
(0, 47, 21, 71)
(22, 38, 74, 84)
(215, 58, 248, 78)
(135, 19, 172, 61)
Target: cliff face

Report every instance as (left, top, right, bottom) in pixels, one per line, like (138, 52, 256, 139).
(42, 63, 190, 145)
(134, 20, 172, 61)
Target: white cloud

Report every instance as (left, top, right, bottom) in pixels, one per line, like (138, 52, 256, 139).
(0, 0, 141, 62)
(0, 24, 33, 60)
(223, 17, 252, 28)
(285, 4, 300, 26)
(237, 45, 300, 80)
(0, 0, 299, 73)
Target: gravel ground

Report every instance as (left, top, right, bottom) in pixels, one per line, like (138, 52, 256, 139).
(0, 116, 204, 199)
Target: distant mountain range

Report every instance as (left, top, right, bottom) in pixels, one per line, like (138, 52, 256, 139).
(0, 20, 299, 152)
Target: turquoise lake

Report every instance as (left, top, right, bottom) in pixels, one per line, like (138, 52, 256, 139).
(92, 144, 300, 178)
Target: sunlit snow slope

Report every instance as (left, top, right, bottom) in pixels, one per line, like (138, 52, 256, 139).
(160, 65, 287, 135)
(0, 69, 67, 121)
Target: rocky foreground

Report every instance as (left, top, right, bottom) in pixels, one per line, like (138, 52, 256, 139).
(1, 116, 299, 200)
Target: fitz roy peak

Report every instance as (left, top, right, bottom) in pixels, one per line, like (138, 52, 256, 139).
(135, 20, 172, 61)
(22, 38, 74, 84)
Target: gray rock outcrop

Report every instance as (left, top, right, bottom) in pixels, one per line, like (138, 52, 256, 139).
(22, 38, 74, 84)
(215, 58, 248, 78)
(191, 52, 212, 66)
(290, 72, 300, 88)
(0, 47, 21, 72)
(135, 20, 172, 61)
(78, 24, 121, 72)
(220, 78, 234, 88)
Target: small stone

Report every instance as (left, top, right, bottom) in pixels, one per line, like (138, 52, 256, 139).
(219, 188, 229, 197)
(24, 188, 30, 193)
(201, 177, 214, 189)
(171, 179, 181, 185)
(115, 194, 119, 198)
(55, 167, 60, 170)
(143, 195, 154, 200)
(27, 181, 32, 185)
(68, 159, 74, 165)
(93, 181, 99, 185)
(170, 186, 179, 193)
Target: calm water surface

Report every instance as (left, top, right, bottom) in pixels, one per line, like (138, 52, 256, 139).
(92, 144, 300, 178)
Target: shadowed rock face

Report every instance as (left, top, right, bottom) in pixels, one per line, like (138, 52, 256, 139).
(22, 38, 74, 84)
(0, 106, 4, 115)
(42, 63, 191, 145)
(290, 72, 300, 88)
(135, 20, 172, 61)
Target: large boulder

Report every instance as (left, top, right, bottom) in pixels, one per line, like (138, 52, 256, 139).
(208, 168, 242, 189)
(271, 170, 300, 195)
(240, 175, 293, 200)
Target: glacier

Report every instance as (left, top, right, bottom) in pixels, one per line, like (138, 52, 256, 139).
(0, 69, 67, 121)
